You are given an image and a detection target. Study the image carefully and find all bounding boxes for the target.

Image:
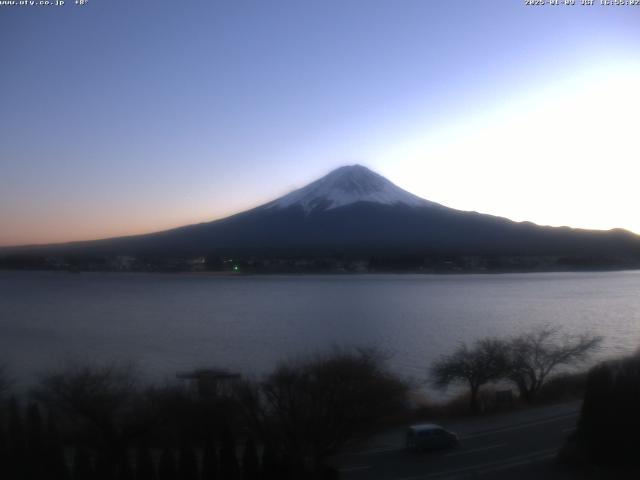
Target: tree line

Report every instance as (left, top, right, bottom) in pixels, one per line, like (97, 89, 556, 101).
(430, 325, 602, 414)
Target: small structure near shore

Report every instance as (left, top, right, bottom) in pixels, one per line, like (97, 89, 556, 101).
(176, 368, 242, 398)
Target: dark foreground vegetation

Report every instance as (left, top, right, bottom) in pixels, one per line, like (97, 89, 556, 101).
(0, 328, 604, 479)
(0, 349, 408, 480)
(559, 350, 640, 474)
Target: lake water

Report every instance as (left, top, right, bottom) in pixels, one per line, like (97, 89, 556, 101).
(1, 270, 640, 394)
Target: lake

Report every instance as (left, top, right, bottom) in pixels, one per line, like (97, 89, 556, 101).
(1, 270, 640, 394)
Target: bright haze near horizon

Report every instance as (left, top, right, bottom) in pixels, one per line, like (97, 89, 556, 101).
(1, 0, 639, 247)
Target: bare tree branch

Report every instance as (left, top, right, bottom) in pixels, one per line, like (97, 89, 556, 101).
(235, 348, 409, 471)
(506, 325, 602, 403)
(430, 338, 509, 414)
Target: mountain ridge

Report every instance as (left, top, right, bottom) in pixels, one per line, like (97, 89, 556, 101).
(2, 165, 640, 272)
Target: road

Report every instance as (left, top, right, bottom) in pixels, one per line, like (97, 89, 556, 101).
(332, 402, 580, 480)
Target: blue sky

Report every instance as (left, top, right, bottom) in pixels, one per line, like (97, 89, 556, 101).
(1, 0, 639, 245)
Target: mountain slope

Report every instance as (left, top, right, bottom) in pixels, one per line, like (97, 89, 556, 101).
(3, 165, 640, 265)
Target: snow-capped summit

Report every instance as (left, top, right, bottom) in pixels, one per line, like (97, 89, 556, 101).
(266, 164, 440, 213)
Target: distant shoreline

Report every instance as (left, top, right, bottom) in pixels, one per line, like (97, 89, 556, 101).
(2, 266, 640, 276)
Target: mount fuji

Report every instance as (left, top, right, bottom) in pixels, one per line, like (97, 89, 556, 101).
(4, 165, 640, 270)
(263, 165, 439, 213)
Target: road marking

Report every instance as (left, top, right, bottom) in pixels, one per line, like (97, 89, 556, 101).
(339, 465, 372, 472)
(393, 448, 557, 480)
(345, 413, 577, 457)
(477, 450, 557, 476)
(444, 442, 507, 457)
(461, 412, 578, 439)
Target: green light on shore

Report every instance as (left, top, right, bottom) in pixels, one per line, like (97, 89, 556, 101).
(233, 265, 239, 272)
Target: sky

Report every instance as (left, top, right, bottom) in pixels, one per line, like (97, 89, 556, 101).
(1, 0, 639, 246)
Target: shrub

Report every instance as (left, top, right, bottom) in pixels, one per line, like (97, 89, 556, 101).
(237, 348, 409, 473)
(574, 354, 640, 466)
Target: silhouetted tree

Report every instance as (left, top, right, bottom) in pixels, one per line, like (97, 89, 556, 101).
(506, 326, 602, 403)
(116, 451, 134, 480)
(95, 449, 116, 480)
(219, 425, 240, 480)
(136, 444, 156, 480)
(35, 363, 136, 451)
(201, 440, 218, 480)
(34, 362, 167, 471)
(320, 464, 341, 480)
(158, 448, 177, 480)
(46, 412, 70, 480)
(238, 348, 408, 471)
(26, 403, 46, 479)
(277, 453, 294, 480)
(8, 398, 26, 478)
(0, 423, 8, 480)
(431, 338, 509, 414)
(73, 446, 94, 480)
(569, 353, 640, 466)
(260, 443, 278, 480)
(0, 365, 10, 402)
(241, 437, 259, 480)
(178, 443, 198, 480)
